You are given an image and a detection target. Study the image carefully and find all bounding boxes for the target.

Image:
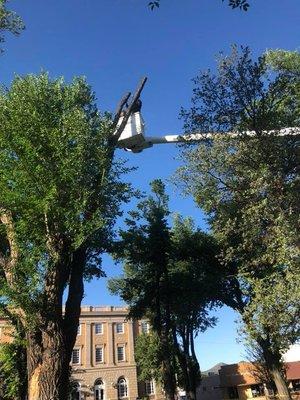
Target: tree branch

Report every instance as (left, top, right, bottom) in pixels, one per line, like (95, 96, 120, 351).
(63, 247, 86, 359)
(0, 207, 19, 288)
(109, 76, 148, 146)
(112, 92, 131, 129)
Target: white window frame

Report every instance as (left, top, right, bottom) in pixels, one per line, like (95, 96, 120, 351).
(71, 382, 82, 400)
(117, 378, 128, 398)
(72, 348, 81, 365)
(116, 322, 124, 334)
(95, 346, 104, 363)
(95, 379, 105, 400)
(77, 324, 81, 336)
(141, 321, 149, 334)
(95, 323, 103, 335)
(117, 345, 125, 362)
(145, 380, 155, 395)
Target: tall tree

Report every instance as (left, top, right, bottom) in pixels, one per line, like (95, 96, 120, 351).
(0, 0, 24, 52)
(177, 47, 300, 400)
(109, 181, 233, 400)
(0, 73, 136, 400)
(110, 180, 177, 400)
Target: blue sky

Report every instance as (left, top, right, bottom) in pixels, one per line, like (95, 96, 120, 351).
(2, 0, 299, 370)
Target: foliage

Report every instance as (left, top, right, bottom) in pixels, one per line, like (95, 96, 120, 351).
(177, 47, 300, 397)
(0, 0, 24, 52)
(109, 180, 234, 399)
(109, 179, 177, 399)
(242, 269, 300, 354)
(134, 333, 165, 383)
(0, 337, 27, 399)
(148, 0, 250, 11)
(0, 72, 131, 313)
(0, 72, 132, 398)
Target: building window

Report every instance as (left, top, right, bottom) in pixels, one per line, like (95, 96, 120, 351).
(77, 324, 81, 335)
(95, 323, 103, 335)
(228, 386, 239, 399)
(95, 347, 104, 363)
(141, 321, 149, 334)
(70, 382, 81, 400)
(145, 380, 155, 395)
(117, 377, 128, 398)
(117, 345, 125, 362)
(291, 380, 300, 392)
(72, 348, 80, 365)
(250, 384, 264, 397)
(116, 323, 124, 334)
(95, 379, 105, 400)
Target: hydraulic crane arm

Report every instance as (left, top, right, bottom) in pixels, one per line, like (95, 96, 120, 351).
(114, 111, 300, 153)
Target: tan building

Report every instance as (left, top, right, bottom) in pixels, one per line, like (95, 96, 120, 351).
(71, 305, 159, 400)
(219, 361, 300, 400)
(0, 306, 162, 400)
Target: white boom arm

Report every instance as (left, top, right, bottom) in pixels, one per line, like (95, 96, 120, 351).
(115, 112, 300, 153)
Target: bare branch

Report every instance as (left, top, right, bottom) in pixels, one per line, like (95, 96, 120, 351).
(109, 77, 148, 146)
(112, 92, 131, 129)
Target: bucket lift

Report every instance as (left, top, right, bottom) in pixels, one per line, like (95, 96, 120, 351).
(115, 110, 152, 153)
(115, 109, 300, 153)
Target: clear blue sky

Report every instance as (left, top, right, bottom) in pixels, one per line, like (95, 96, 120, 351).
(2, 0, 299, 370)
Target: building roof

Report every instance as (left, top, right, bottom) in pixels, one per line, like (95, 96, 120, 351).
(219, 361, 300, 387)
(286, 362, 300, 380)
(203, 363, 227, 376)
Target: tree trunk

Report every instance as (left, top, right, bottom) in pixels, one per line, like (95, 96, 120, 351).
(172, 328, 192, 400)
(27, 323, 69, 400)
(260, 341, 291, 400)
(269, 367, 291, 400)
(160, 326, 177, 400)
(27, 247, 86, 400)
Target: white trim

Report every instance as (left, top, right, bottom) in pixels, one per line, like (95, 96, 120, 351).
(95, 346, 104, 363)
(145, 380, 155, 395)
(95, 323, 103, 335)
(117, 377, 128, 398)
(141, 321, 150, 334)
(116, 322, 124, 334)
(72, 347, 81, 365)
(117, 345, 126, 362)
(94, 379, 105, 400)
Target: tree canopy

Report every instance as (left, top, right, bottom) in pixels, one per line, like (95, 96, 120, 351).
(109, 180, 238, 400)
(0, 0, 24, 52)
(0, 73, 132, 399)
(177, 47, 300, 399)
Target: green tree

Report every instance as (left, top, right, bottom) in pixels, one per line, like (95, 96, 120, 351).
(168, 215, 220, 400)
(177, 47, 300, 400)
(0, 337, 27, 400)
(0, 0, 24, 52)
(0, 306, 27, 400)
(0, 73, 134, 400)
(109, 181, 234, 400)
(109, 180, 177, 400)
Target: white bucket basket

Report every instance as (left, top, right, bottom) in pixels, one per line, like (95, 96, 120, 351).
(115, 111, 147, 151)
